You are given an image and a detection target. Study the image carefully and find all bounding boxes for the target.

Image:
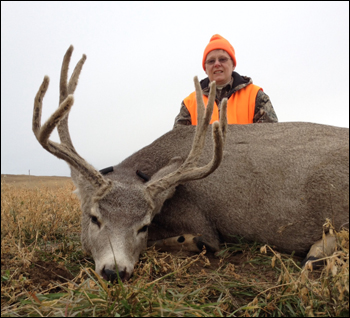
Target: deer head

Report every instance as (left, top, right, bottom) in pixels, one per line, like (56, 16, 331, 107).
(33, 46, 227, 281)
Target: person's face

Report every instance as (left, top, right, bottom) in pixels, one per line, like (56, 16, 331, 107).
(204, 50, 235, 85)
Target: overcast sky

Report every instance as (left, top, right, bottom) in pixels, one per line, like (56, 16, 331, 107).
(1, 1, 349, 177)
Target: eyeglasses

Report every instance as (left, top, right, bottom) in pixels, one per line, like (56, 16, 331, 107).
(205, 57, 231, 66)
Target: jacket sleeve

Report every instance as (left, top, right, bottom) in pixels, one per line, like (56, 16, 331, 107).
(253, 90, 278, 123)
(173, 100, 192, 128)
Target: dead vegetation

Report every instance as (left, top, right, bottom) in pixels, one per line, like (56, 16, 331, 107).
(1, 175, 349, 316)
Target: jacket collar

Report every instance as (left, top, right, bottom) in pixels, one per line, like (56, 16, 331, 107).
(200, 71, 253, 96)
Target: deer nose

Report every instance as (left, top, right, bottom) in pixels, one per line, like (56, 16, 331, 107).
(102, 267, 129, 282)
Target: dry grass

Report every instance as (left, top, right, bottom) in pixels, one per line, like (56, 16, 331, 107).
(1, 175, 349, 317)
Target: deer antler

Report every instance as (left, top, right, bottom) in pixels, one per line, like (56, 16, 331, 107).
(146, 76, 227, 198)
(57, 45, 85, 151)
(32, 46, 111, 191)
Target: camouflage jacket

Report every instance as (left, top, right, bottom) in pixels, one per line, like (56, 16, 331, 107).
(173, 71, 278, 128)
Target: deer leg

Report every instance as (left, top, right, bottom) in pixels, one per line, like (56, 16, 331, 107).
(301, 233, 337, 268)
(148, 234, 218, 253)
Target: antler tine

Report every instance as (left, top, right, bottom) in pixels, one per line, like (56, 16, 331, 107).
(59, 45, 87, 103)
(185, 77, 216, 167)
(146, 76, 227, 197)
(58, 45, 87, 150)
(219, 97, 228, 143)
(59, 45, 73, 105)
(33, 76, 50, 138)
(33, 47, 111, 192)
(67, 53, 87, 96)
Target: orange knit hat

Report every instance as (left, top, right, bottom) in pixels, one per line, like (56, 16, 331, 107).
(202, 34, 236, 70)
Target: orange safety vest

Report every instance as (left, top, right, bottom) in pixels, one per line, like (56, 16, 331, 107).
(184, 84, 262, 125)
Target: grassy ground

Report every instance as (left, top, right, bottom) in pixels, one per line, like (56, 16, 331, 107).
(1, 174, 349, 317)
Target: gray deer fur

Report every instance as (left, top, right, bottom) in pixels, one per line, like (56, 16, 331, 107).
(33, 46, 349, 281)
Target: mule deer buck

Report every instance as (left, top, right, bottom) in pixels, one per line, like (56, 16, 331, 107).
(33, 46, 349, 282)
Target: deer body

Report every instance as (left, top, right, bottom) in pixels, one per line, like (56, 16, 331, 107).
(33, 46, 349, 281)
(106, 122, 349, 255)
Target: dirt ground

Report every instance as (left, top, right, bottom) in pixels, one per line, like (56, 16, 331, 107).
(1, 251, 74, 290)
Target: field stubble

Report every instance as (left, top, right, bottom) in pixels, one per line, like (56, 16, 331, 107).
(1, 174, 348, 317)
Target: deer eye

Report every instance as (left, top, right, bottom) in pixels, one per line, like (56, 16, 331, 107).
(138, 225, 149, 234)
(90, 215, 100, 226)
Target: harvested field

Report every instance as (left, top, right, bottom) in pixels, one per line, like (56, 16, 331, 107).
(1, 174, 71, 189)
(1, 175, 348, 317)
